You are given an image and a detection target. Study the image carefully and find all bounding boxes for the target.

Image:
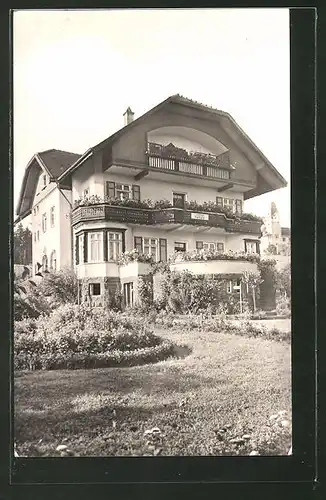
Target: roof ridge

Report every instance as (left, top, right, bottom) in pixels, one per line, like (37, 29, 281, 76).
(38, 148, 81, 156)
(172, 94, 227, 114)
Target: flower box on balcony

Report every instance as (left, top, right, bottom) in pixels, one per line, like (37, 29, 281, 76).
(170, 259, 259, 276)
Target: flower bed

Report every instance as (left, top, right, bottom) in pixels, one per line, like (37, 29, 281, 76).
(14, 305, 176, 370)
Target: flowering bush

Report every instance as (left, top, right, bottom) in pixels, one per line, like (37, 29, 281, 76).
(118, 249, 155, 265)
(169, 249, 260, 264)
(14, 304, 175, 370)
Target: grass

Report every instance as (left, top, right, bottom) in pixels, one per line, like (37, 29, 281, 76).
(14, 326, 291, 457)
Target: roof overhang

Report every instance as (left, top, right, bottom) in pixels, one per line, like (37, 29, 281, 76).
(41, 95, 288, 198)
(15, 155, 43, 218)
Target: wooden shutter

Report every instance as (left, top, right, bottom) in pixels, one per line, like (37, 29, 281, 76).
(75, 235, 79, 265)
(216, 196, 223, 207)
(256, 241, 260, 255)
(196, 241, 203, 250)
(132, 184, 140, 201)
(106, 181, 115, 198)
(159, 238, 167, 262)
(103, 230, 108, 262)
(235, 199, 242, 214)
(134, 236, 143, 252)
(84, 232, 88, 262)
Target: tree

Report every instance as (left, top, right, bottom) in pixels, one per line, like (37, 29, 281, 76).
(265, 243, 277, 255)
(275, 263, 291, 299)
(241, 271, 264, 312)
(36, 267, 78, 307)
(14, 223, 32, 265)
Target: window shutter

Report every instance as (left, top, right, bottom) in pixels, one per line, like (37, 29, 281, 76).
(216, 196, 223, 207)
(134, 236, 143, 252)
(235, 199, 242, 214)
(106, 181, 115, 198)
(103, 230, 108, 262)
(132, 184, 140, 201)
(84, 232, 88, 263)
(196, 241, 203, 250)
(76, 235, 79, 265)
(159, 238, 167, 262)
(256, 241, 260, 255)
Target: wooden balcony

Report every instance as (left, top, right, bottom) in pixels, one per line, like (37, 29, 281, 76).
(71, 204, 262, 235)
(146, 142, 232, 180)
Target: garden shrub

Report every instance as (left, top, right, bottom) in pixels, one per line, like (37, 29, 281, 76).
(14, 287, 51, 321)
(36, 267, 78, 307)
(14, 304, 175, 370)
(153, 270, 241, 315)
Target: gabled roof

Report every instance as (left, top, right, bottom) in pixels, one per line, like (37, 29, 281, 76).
(15, 149, 81, 222)
(57, 94, 288, 195)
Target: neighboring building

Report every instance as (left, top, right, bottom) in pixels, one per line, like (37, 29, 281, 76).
(260, 202, 291, 258)
(15, 94, 287, 306)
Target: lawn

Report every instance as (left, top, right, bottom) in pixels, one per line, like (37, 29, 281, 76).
(14, 326, 292, 457)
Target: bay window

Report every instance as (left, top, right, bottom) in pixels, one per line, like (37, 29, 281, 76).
(108, 232, 123, 260)
(88, 232, 103, 262)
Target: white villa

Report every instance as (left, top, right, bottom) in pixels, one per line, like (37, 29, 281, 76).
(15, 95, 287, 306)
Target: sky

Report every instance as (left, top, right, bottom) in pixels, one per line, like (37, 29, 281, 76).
(13, 8, 291, 227)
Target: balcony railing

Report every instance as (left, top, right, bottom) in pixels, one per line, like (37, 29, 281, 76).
(72, 204, 262, 235)
(146, 142, 231, 180)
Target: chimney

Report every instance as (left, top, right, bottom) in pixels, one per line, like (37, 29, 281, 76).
(123, 107, 134, 126)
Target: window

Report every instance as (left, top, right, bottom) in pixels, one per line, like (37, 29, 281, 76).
(227, 279, 241, 294)
(216, 197, 242, 214)
(43, 175, 47, 188)
(173, 192, 186, 208)
(89, 283, 101, 296)
(245, 240, 258, 254)
(33, 208, 36, 216)
(106, 182, 140, 201)
(50, 250, 57, 271)
(134, 236, 164, 262)
(88, 232, 103, 262)
(124, 282, 134, 307)
(78, 235, 84, 264)
(159, 238, 167, 262)
(37, 230, 40, 241)
(83, 188, 90, 198)
(108, 232, 123, 260)
(174, 242, 187, 252)
(42, 213, 47, 233)
(50, 206, 55, 227)
(42, 254, 48, 272)
(34, 233, 36, 242)
(144, 238, 158, 260)
(196, 241, 224, 252)
(37, 205, 39, 213)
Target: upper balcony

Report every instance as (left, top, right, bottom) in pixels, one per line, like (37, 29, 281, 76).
(71, 202, 262, 235)
(145, 142, 232, 181)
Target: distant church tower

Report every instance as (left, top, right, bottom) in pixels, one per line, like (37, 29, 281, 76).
(261, 202, 287, 255)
